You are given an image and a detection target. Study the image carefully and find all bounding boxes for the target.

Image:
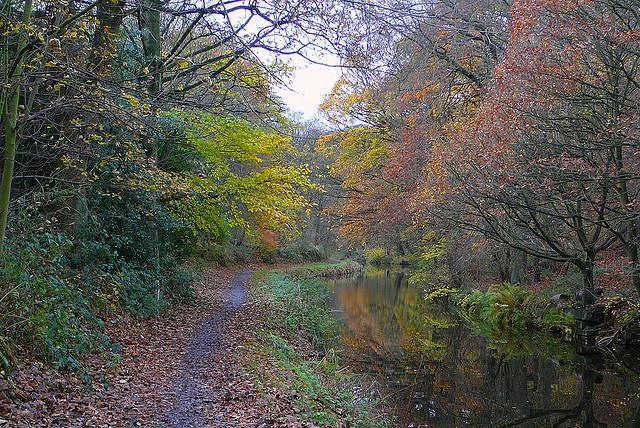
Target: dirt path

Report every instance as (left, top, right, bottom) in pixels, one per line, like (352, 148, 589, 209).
(159, 270, 252, 428)
(2, 266, 275, 427)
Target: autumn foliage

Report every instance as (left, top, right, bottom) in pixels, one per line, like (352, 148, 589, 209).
(320, 0, 640, 294)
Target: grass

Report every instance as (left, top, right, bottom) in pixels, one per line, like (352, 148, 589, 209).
(249, 262, 389, 427)
(278, 259, 363, 280)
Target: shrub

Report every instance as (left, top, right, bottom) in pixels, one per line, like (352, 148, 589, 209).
(284, 260, 362, 280)
(457, 283, 576, 358)
(256, 242, 277, 264)
(364, 247, 393, 266)
(196, 241, 255, 266)
(424, 287, 460, 302)
(0, 234, 107, 370)
(458, 283, 533, 329)
(0, 162, 199, 370)
(276, 242, 326, 262)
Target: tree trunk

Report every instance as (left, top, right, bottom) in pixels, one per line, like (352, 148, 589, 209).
(396, 236, 405, 256)
(577, 258, 597, 305)
(497, 246, 510, 283)
(509, 249, 527, 284)
(626, 217, 640, 296)
(139, 0, 163, 304)
(91, 1, 126, 75)
(0, 0, 33, 253)
(61, 1, 126, 234)
(532, 257, 541, 282)
(581, 264, 594, 290)
(140, 0, 162, 99)
(613, 143, 640, 296)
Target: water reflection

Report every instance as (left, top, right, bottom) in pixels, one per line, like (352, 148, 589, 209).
(326, 268, 640, 427)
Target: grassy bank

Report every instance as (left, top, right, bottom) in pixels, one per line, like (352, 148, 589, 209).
(278, 259, 363, 280)
(247, 262, 389, 427)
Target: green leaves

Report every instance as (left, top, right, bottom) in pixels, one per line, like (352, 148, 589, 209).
(168, 111, 313, 241)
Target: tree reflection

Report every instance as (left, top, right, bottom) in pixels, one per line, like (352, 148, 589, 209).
(329, 270, 640, 427)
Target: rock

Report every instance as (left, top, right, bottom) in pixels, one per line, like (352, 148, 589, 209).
(550, 293, 570, 307)
(575, 288, 603, 305)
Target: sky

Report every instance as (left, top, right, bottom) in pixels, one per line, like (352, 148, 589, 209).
(274, 56, 343, 120)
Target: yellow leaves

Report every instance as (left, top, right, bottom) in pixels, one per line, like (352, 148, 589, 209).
(319, 126, 388, 187)
(161, 111, 313, 239)
(415, 81, 441, 100)
(124, 93, 139, 107)
(174, 57, 190, 69)
(319, 78, 375, 125)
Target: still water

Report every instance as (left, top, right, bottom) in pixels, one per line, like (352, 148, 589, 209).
(325, 268, 640, 427)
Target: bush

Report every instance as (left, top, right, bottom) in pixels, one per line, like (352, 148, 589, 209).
(196, 241, 255, 266)
(364, 247, 393, 266)
(276, 242, 326, 262)
(551, 266, 583, 295)
(0, 158, 199, 370)
(284, 260, 362, 280)
(0, 234, 108, 370)
(458, 283, 533, 329)
(457, 283, 575, 358)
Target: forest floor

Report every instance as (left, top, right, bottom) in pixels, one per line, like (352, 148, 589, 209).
(1, 264, 322, 427)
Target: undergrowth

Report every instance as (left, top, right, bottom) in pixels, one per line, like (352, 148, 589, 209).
(0, 234, 111, 371)
(0, 182, 196, 372)
(264, 274, 338, 350)
(280, 259, 362, 281)
(364, 247, 393, 266)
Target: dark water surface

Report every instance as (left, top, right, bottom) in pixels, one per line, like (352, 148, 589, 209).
(325, 268, 640, 427)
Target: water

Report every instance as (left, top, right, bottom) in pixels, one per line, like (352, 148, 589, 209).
(325, 268, 640, 427)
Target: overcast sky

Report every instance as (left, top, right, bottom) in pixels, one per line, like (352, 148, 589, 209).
(274, 55, 343, 120)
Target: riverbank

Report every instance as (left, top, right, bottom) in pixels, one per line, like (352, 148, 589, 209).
(243, 262, 389, 427)
(451, 282, 640, 360)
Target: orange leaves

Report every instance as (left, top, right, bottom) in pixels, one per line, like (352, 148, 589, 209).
(258, 226, 278, 249)
(414, 81, 441, 100)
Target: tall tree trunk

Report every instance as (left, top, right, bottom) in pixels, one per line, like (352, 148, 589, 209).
(627, 220, 640, 295)
(577, 254, 596, 305)
(614, 149, 640, 295)
(581, 263, 594, 290)
(140, 0, 162, 100)
(92, 1, 126, 75)
(396, 233, 405, 256)
(139, 0, 162, 306)
(0, 0, 33, 253)
(497, 246, 510, 283)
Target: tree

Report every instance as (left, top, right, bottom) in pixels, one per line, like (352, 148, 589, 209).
(421, 0, 640, 295)
(0, 0, 34, 252)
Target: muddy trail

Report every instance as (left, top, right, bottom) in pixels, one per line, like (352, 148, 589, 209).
(159, 270, 252, 428)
